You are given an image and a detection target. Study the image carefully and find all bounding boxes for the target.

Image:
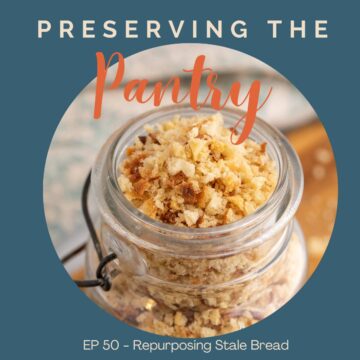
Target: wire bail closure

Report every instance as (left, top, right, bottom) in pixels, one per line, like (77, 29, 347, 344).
(61, 171, 117, 292)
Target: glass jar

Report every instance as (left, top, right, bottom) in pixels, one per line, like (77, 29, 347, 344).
(85, 105, 307, 338)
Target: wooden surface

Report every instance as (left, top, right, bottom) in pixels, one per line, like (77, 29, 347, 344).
(286, 120, 338, 277)
(72, 120, 338, 280)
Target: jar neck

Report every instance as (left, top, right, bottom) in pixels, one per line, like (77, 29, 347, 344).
(92, 105, 303, 258)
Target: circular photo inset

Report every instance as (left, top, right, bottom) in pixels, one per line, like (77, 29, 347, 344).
(43, 44, 338, 338)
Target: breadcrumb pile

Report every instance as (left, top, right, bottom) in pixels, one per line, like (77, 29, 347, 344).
(118, 113, 277, 227)
(91, 115, 307, 337)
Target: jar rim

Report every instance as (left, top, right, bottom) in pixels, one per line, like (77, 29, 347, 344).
(93, 104, 303, 254)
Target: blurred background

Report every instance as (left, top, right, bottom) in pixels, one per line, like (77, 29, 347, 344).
(43, 44, 337, 278)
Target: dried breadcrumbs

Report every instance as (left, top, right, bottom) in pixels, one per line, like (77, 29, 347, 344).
(118, 113, 277, 227)
(93, 113, 306, 337)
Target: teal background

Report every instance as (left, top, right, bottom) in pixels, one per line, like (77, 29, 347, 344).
(1, 0, 358, 358)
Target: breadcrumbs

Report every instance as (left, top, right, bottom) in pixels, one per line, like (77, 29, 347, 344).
(89, 113, 306, 338)
(118, 113, 277, 227)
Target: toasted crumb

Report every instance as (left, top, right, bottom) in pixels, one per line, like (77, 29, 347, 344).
(118, 113, 277, 227)
(184, 209, 200, 226)
(200, 327, 217, 337)
(174, 311, 187, 326)
(260, 142, 267, 153)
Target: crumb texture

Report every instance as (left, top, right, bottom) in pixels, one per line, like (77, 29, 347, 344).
(118, 113, 277, 227)
(87, 113, 307, 338)
(89, 234, 305, 338)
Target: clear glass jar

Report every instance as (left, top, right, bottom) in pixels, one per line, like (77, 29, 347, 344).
(85, 105, 307, 338)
